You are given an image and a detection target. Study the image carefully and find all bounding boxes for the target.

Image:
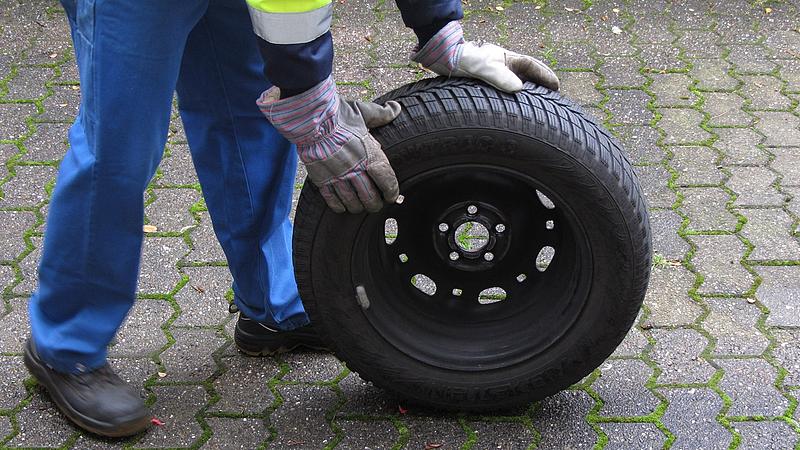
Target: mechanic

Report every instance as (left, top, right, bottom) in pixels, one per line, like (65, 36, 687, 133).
(24, 0, 559, 438)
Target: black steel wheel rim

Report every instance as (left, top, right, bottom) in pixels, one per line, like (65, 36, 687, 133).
(350, 163, 594, 371)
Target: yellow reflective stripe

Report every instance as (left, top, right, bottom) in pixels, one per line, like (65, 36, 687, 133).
(248, 3, 333, 45)
(246, 0, 331, 13)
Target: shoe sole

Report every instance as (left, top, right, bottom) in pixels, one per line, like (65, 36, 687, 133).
(234, 328, 329, 356)
(24, 344, 151, 438)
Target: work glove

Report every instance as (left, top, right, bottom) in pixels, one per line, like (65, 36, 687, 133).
(258, 76, 401, 214)
(412, 21, 560, 93)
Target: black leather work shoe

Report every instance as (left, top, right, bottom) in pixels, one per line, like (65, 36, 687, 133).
(23, 339, 151, 437)
(234, 314, 330, 356)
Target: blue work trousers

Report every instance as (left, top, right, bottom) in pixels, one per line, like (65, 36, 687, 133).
(29, 0, 309, 374)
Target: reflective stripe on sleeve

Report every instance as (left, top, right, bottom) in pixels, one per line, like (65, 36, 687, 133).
(248, 3, 333, 45)
(247, 0, 331, 13)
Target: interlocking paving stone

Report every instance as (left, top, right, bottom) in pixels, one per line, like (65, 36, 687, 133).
(4, 67, 52, 101)
(470, 420, 534, 449)
(38, 84, 80, 122)
(532, 390, 596, 449)
(209, 355, 277, 414)
(159, 328, 225, 382)
(0, 211, 34, 261)
(336, 373, 396, 416)
(727, 166, 783, 207)
(336, 420, 399, 450)
(173, 266, 232, 327)
(658, 388, 730, 450)
(741, 75, 792, 111)
(110, 357, 158, 398)
(205, 418, 270, 450)
(771, 147, 800, 187)
(606, 89, 653, 125)
(649, 209, 689, 260)
(0, 103, 37, 141)
(144, 188, 200, 233)
(659, 108, 711, 145)
(703, 92, 753, 127)
(22, 122, 69, 162)
(713, 128, 768, 166)
(0, 356, 28, 411)
(638, 44, 685, 71)
(677, 30, 722, 59)
(0, 143, 18, 176)
(137, 236, 188, 294)
(643, 265, 702, 328)
(598, 422, 665, 450)
(734, 421, 798, 450)
(757, 266, 800, 327)
(157, 144, 199, 186)
(718, 359, 787, 417)
(136, 385, 207, 448)
(692, 59, 739, 91)
(779, 60, 800, 92)
(282, 352, 344, 383)
(672, 146, 723, 186)
(651, 328, 715, 384)
(772, 329, 800, 386)
(705, 299, 768, 356)
(0, 299, 29, 354)
(650, 73, 695, 107)
(727, 45, 777, 74)
(187, 212, 227, 263)
(600, 57, 647, 87)
(0, 165, 56, 207)
(0, 265, 14, 292)
(108, 299, 172, 357)
(6, 394, 74, 448)
(637, 166, 674, 208)
(738, 208, 800, 260)
(557, 71, 602, 106)
(614, 125, 663, 165)
(0, 416, 11, 443)
(12, 235, 39, 295)
(402, 417, 466, 450)
(595, 359, 658, 417)
(553, 43, 594, 69)
(612, 322, 648, 358)
(270, 385, 337, 448)
(692, 234, 753, 295)
(680, 187, 738, 232)
(755, 112, 800, 147)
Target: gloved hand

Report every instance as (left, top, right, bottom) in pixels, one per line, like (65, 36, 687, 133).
(412, 21, 560, 93)
(258, 76, 401, 214)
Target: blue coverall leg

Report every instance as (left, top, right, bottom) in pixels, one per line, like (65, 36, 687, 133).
(29, 0, 308, 374)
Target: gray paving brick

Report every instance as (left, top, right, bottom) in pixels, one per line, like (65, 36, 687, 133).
(533, 390, 596, 450)
(649, 209, 689, 260)
(772, 329, 800, 386)
(22, 122, 68, 162)
(403, 417, 466, 450)
(0, 103, 37, 141)
(658, 388, 729, 450)
(606, 89, 653, 125)
(505, 4, 550, 56)
(613, 125, 663, 165)
(145, 188, 200, 233)
(651, 73, 695, 107)
(137, 236, 188, 294)
(187, 212, 227, 263)
(680, 187, 738, 232)
(756, 111, 800, 147)
(0, 211, 35, 261)
(651, 328, 715, 384)
(271, 385, 337, 448)
(727, 166, 783, 207)
(136, 385, 207, 449)
(469, 420, 534, 449)
(0, 299, 29, 354)
(643, 265, 702, 328)
(703, 92, 753, 127)
(173, 265, 231, 327)
(637, 166, 674, 208)
(0, 165, 56, 207)
(779, 60, 800, 92)
(669, 4, 714, 30)
(209, 355, 278, 414)
(713, 128, 768, 166)
(553, 43, 594, 70)
(4, 67, 52, 101)
(0, 143, 18, 177)
(672, 146, 723, 186)
(557, 71, 602, 106)
(612, 324, 648, 358)
(677, 30, 723, 59)
(599, 422, 665, 450)
(639, 44, 685, 71)
(6, 394, 74, 448)
(659, 108, 711, 145)
(282, 352, 344, 383)
(336, 373, 396, 416)
(12, 235, 39, 295)
(0, 416, 11, 443)
(728, 45, 777, 74)
(108, 299, 172, 357)
(742, 75, 792, 110)
(369, 67, 425, 102)
(206, 418, 270, 450)
(0, 265, 14, 292)
(757, 266, 800, 327)
(110, 357, 158, 398)
(705, 299, 768, 356)
(718, 358, 788, 417)
(739, 208, 800, 260)
(630, 17, 674, 44)
(338, 419, 399, 450)
(600, 57, 646, 88)
(692, 59, 738, 91)
(595, 359, 658, 417)
(734, 421, 798, 450)
(160, 328, 225, 382)
(692, 234, 753, 295)
(38, 84, 80, 122)
(157, 143, 199, 186)
(0, 356, 28, 411)
(771, 147, 800, 187)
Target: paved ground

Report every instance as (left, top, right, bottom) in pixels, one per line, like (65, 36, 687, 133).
(1, 0, 800, 448)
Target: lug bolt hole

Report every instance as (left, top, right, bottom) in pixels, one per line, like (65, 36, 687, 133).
(495, 223, 506, 233)
(484, 252, 494, 261)
(467, 204, 478, 215)
(449, 252, 460, 261)
(438, 223, 449, 232)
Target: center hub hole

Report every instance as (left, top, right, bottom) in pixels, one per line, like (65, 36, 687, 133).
(455, 221, 490, 252)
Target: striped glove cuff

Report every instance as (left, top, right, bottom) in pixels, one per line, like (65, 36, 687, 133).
(411, 21, 465, 75)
